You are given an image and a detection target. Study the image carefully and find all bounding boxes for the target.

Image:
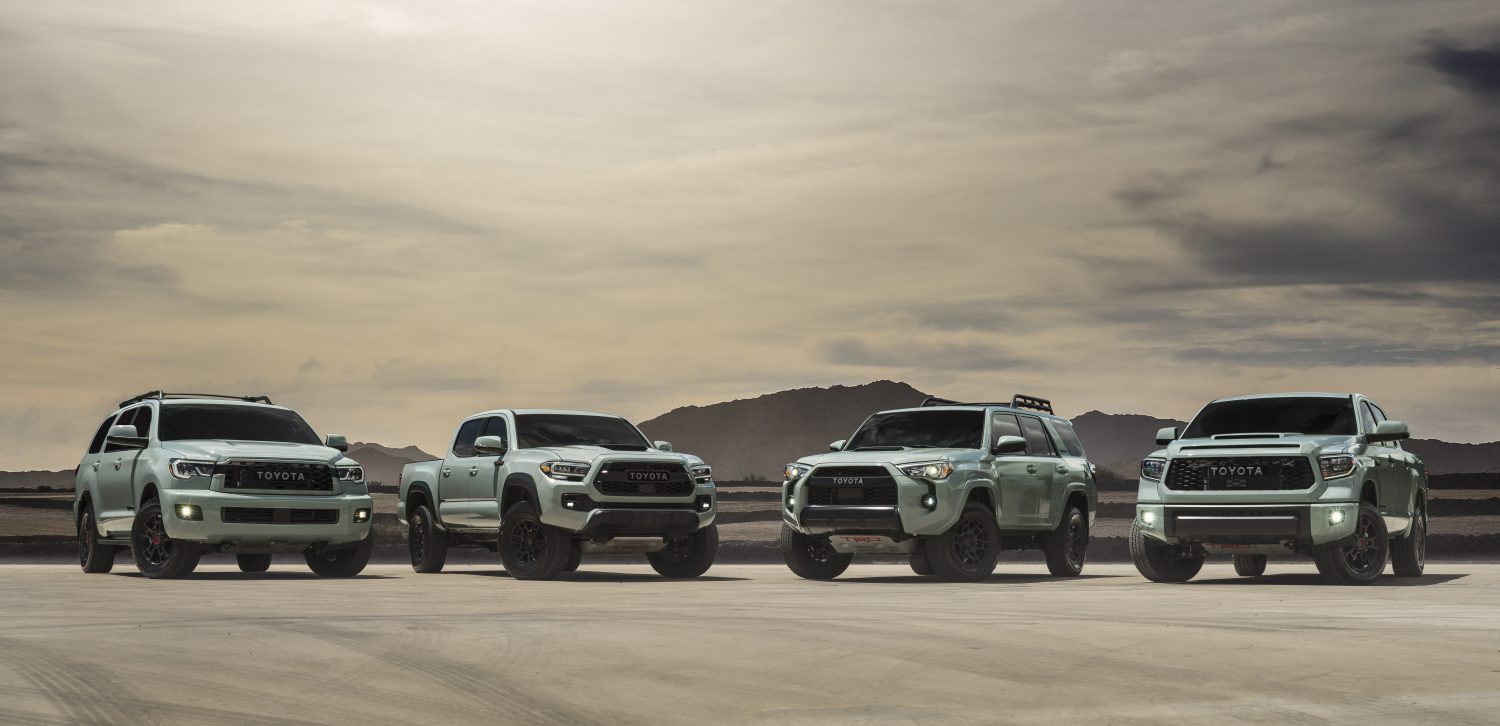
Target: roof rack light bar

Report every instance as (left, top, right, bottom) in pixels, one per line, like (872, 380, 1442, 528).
(920, 394, 1054, 414)
(119, 391, 274, 408)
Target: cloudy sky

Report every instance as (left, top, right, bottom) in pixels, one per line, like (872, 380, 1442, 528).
(2, 1, 1498, 469)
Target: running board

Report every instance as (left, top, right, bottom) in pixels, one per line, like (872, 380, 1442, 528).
(98, 538, 131, 547)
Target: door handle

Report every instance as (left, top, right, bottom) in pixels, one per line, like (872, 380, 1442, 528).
(1026, 464, 1037, 474)
(441, 468, 451, 478)
(1056, 465, 1070, 474)
(91, 462, 100, 471)
(113, 458, 123, 470)
(468, 466, 479, 477)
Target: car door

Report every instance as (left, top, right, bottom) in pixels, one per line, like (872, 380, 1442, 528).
(439, 418, 487, 527)
(1017, 416, 1062, 526)
(77, 413, 118, 531)
(990, 412, 1049, 529)
(96, 405, 150, 531)
(1364, 400, 1415, 527)
(468, 415, 510, 526)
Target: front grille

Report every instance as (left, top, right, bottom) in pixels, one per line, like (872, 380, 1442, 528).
(220, 462, 334, 492)
(221, 508, 339, 524)
(807, 466, 899, 506)
(1164, 457, 1316, 491)
(595, 462, 694, 496)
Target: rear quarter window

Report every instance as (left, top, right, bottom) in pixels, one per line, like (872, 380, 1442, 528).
(1051, 420, 1086, 457)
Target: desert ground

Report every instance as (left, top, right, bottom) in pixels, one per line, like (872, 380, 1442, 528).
(0, 563, 1497, 725)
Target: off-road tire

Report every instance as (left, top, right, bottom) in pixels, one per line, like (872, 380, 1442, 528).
(304, 533, 374, 577)
(908, 549, 935, 576)
(1129, 521, 1204, 583)
(408, 504, 448, 573)
(926, 502, 1001, 582)
(1391, 506, 1426, 578)
(648, 524, 719, 578)
(1232, 554, 1267, 577)
(1042, 504, 1089, 577)
(779, 524, 852, 580)
(236, 554, 272, 573)
(78, 504, 116, 574)
(1314, 502, 1388, 585)
(499, 501, 570, 580)
(131, 499, 201, 579)
(563, 548, 582, 572)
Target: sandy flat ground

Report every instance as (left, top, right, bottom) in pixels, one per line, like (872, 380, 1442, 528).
(0, 563, 1496, 725)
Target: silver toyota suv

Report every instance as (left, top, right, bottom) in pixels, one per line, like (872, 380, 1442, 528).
(74, 392, 374, 578)
(1132, 392, 1427, 585)
(780, 395, 1098, 581)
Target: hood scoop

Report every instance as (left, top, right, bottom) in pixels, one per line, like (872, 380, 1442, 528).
(1210, 433, 1298, 440)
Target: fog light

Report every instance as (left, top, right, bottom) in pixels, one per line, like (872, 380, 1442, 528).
(695, 495, 713, 512)
(175, 504, 202, 521)
(560, 493, 594, 511)
(787, 496, 796, 509)
(920, 493, 937, 509)
(1141, 510, 1156, 526)
(1328, 509, 1346, 526)
(353, 508, 371, 523)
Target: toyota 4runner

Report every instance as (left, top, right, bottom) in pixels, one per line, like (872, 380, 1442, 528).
(780, 395, 1098, 581)
(74, 392, 374, 578)
(1132, 392, 1427, 585)
(399, 409, 718, 580)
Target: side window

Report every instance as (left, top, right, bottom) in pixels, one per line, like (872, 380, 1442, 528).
(1019, 416, 1056, 457)
(104, 408, 141, 453)
(1051, 420, 1086, 457)
(133, 405, 154, 441)
(991, 413, 1021, 445)
(1361, 401, 1383, 433)
(481, 417, 509, 447)
(87, 415, 117, 455)
(451, 418, 486, 458)
(1368, 403, 1400, 449)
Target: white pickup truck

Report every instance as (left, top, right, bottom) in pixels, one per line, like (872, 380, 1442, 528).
(398, 409, 718, 579)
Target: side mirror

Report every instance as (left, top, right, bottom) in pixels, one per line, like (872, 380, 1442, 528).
(325, 434, 349, 452)
(1155, 426, 1178, 445)
(475, 435, 508, 456)
(991, 435, 1027, 455)
(1368, 420, 1410, 443)
(654, 440, 673, 452)
(106, 424, 146, 449)
(829, 439, 846, 452)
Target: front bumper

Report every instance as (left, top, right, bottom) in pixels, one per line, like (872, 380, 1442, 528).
(159, 488, 373, 545)
(783, 470, 962, 536)
(1135, 502, 1358, 547)
(540, 481, 716, 535)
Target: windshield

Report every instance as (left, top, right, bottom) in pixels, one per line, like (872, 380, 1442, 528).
(158, 404, 321, 444)
(1183, 397, 1356, 438)
(515, 414, 650, 451)
(846, 410, 985, 451)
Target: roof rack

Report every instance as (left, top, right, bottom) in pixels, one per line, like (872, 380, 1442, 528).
(919, 394, 1054, 415)
(119, 391, 274, 408)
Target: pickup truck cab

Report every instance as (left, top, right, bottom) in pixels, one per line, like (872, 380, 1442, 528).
(399, 409, 718, 579)
(74, 392, 374, 578)
(780, 395, 1098, 581)
(1132, 392, 1427, 585)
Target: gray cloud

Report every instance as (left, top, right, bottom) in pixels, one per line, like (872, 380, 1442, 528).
(1418, 36, 1500, 101)
(823, 338, 1029, 371)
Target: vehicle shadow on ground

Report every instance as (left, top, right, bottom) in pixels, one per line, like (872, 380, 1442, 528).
(835, 573, 1127, 585)
(111, 571, 399, 580)
(450, 569, 751, 582)
(1192, 573, 1467, 587)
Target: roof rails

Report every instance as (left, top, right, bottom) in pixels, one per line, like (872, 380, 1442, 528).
(919, 394, 1054, 415)
(119, 391, 274, 408)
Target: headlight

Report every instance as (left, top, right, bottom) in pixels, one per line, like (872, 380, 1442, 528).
(1140, 458, 1166, 482)
(899, 461, 953, 480)
(541, 461, 590, 481)
(784, 463, 811, 481)
(1319, 455, 1357, 480)
(169, 459, 216, 480)
(335, 466, 364, 481)
(691, 464, 713, 483)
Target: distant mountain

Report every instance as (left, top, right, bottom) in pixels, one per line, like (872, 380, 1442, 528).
(1070, 411, 1187, 478)
(637, 381, 930, 480)
(0, 469, 74, 490)
(346, 442, 435, 485)
(1404, 440, 1500, 476)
